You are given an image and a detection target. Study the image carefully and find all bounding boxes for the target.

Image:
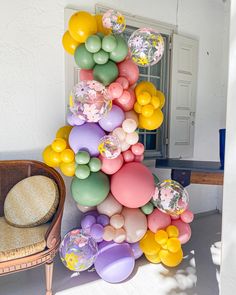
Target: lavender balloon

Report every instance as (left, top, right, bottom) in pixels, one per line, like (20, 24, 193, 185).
(97, 214, 110, 226)
(69, 123, 105, 156)
(130, 242, 143, 259)
(90, 223, 104, 242)
(81, 215, 96, 231)
(99, 105, 125, 132)
(67, 110, 85, 126)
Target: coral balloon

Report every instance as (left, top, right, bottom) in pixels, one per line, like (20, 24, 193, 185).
(113, 88, 135, 112)
(131, 143, 144, 156)
(99, 154, 124, 175)
(118, 59, 139, 85)
(79, 69, 94, 81)
(147, 209, 171, 233)
(180, 209, 194, 223)
(108, 82, 123, 99)
(97, 192, 123, 217)
(116, 77, 129, 90)
(134, 154, 144, 162)
(139, 109, 164, 131)
(171, 220, 192, 244)
(62, 31, 79, 55)
(122, 150, 135, 162)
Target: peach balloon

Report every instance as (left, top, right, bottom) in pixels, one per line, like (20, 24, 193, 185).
(171, 220, 192, 244)
(131, 143, 144, 156)
(97, 193, 123, 217)
(118, 59, 139, 85)
(126, 132, 139, 145)
(125, 110, 139, 125)
(120, 140, 130, 152)
(99, 154, 124, 175)
(122, 119, 137, 133)
(180, 209, 194, 223)
(122, 207, 147, 243)
(79, 69, 94, 81)
(116, 77, 129, 90)
(123, 150, 135, 162)
(148, 209, 171, 233)
(110, 214, 125, 229)
(103, 225, 116, 241)
(114, 228, 126, 243)
(112, 127, 126, 142)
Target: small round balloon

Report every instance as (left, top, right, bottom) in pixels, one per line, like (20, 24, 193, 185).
(152, 180, 189, 215)
(59, 229, 98, 272)
(98, 135, 121, 159)
(128, 28, 164, 67)
(69, 80, 112, 122)
(102, 9, 126, 34)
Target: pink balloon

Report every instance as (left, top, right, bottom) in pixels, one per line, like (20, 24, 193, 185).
(113, 88, 135, 112)
(97, 193, 123, 217)
(180, 209, 194, 223)
(79, 69, 94, 81)
(99, 154, 124, 175)
(123, 150, 135, 162)
(171, 214, 180, 220)
(118, 59, 139, 86)
(131, 143, 144, 156)
(171, 220, 192, 244)
(147, 209, 171, 233)
(116, 77, 129, 90)
(116, 90, 131, 104)
(134, 154, 144, 162)
(125, 110, 139, 125)
(111, 162, 155, 208)
(108, 82, 123, 99)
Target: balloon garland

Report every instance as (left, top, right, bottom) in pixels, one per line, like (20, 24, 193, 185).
(43, 9, 194, 283)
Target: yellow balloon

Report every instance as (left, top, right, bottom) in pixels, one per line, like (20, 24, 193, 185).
(137, 91, 152, 106)
(42, 145, 61, 168)
(69, 11, 97, 43)
(62, 31, 80, 55)
(166, 225, 179, 238)
(56, 126, 73, 142)
(155, 230, 168, 246)
(51, 138, 67, 153)
(60, 161, 76, 177)
(156, 90, 165, 109)
(139, 109, 164, 131)
(95, 14, 111, 35)
(151, 96, 161, 109)
(145, 253, 161, 264)
(134, 102, 142, 114)
(141, 104, 154, 117)
(61, 149, 75, 163)
(139, 230, 161, 256)
(167, 238, 181, 253)
(135, 81, 156, 97)
(159, 249, 183, 267)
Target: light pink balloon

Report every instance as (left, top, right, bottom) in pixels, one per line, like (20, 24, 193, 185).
(170, 214, 180, 220)
(122, 119, 137, 133)
(99, 154, 124, 175)
(116, 77, 129, 89)
(171, 220, 192, 244)
(113, 88, 135, 112)
(122, 207, 147, 243)
(180, 209, 194, 223)
(125, 110, 139, 125)
(134, 154, 144, 162)
(79, 69, 94, 81)
(131, 143, 144, 156)
(110, 214, 125, 229)
(103, 225, 115, 241)
(116, 90, 131, 104)
(126, 132, 139, 145)
(118, 59, 139, 86)
(148, 209, 171, 233)
(108, 82, 123, 99)
(97, 192, 123, 217)
(112, 127, 126, 142)
(76, 203, 96, 213)
(123, 150, 135, 162)
(114, 228, 126, 243)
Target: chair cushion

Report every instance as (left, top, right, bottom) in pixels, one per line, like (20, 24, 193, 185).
(0, 217, 50, 262)
(4, 175, 59, 227)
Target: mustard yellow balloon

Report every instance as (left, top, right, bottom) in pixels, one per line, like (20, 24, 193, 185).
(51, 138, 67, 153)
(155, 230, 168, 246)
(60, 161, 76, 177)
(145, 253, 161, 264)
(166, 225, 179, 238)
(42, 145, 61, 168)
(69, 11, 97, 43)
(135, 81, 156, 97)
(159, 249, 183, 267)
(95, 14, 111, 35)
(167, 238, 181, 253)
(62, 31, 80, 55)
(151, 96, 161, 109)
(156, 90, 165, 109)
(139, 109, 164, 131)
(141, 104, 154, 118)
(139, 230, 161, 256)
(134, 102, 142, 114)
(137, 91, 152, 106)
(56, 126, 73, 142)
(61, 149, 75, 163)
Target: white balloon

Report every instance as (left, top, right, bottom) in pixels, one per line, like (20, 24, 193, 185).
(112, 127, 126, 142)
(113, 228, 126, 243)
(97, 193, 123, 217)
(126, 132, 139, 145)
(110, 214, 125, 229)
(120, 140, 130, 152)
(122, 119, 137, 134)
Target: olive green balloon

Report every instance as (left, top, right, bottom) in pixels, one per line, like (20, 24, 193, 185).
(85, 35, 102, 53)
(89, 157, 102, 172)
(71, 171, 110, 206)
(93, 61, 118, 86)
(74, 44, 95, 69)
(152, 173, 160, 185)
(102, 35, 117, 52)
(75, 151, 90, 164)
(93, 49, 109, 65)
(75, 165, 90, 179)
(109, 36, 128, 63)
(141, 202, 154, 215)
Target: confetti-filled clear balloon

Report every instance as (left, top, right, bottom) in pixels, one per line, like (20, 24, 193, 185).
(59, 229, 98, 272)
(98, 135, 121, 159)
(152, 180, 189, 215)
(128, 28, 164, 67)
(102, 9, 126, 34)
(69, 80, 112, 122)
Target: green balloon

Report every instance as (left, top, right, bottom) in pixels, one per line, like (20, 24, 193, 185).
(71, 171, 110, 206)
(85, 35, 102, 53)
(75, 165, 90, 179)
(89, 157, 102, 172)
(93, 61, 118, 86)
(97, 32, 105, 40)
(102, 35, 117, 52)
(74, 44, 95, 69)
(109, 36, 128, 63)
(75, 151, 90, 165)
(141, 202, 154, 215)
(152, 173, 160, 185)
(93, 50, 109, 64)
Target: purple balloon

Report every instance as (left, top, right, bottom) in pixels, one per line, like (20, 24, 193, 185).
(69, 123, 105, 156)
(67, 111, 85, 126)
(98, 105, 125, 132)
(97, 214, 110, 226)
(130, 242, 143, 259)
(94, 242, 135, 283)
(81, 215, 96, 230)
(90, 223, 104, 242)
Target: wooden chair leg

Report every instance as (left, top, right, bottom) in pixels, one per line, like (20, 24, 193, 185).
(45, 261, 54, 295)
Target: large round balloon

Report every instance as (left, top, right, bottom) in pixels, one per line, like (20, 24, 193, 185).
(102, 10, 126, 34)
(59, 229, 98, 271)
(118, 59, 139, 86)
(128, 28, 164, 67)
(69, 123, 105, 156)
(93, 61, 119, 86)
(71, 171, 110, 206)
(98, 105, 125, 132)
(69, 81, 111, 122)
(139, 109, 164, 130)
(111, 162, 155, 208)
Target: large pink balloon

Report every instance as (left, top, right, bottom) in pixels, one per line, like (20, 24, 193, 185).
(111, 162, 155, 208)
(99, 154, 124, 175)
(97, 193, 123, 217)
(171, 220, 192, 244)
(118, 59, 139, 86)
(113, 88, 135, 112)
(79, 69, 94, 81)
(122, 207, 147, 243)
(147, 209, 171, 233)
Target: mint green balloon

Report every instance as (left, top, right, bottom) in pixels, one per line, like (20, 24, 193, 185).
(97, 32, 105, 40)
(141, 202, 154, 215)
(75, 151, 90, 165)
(102, 35, 117, 52)
(75, 165, 90, 179)
(109, 36, 128, 63)
(74, 44, 95, 69)
(85, 35, 102, 53)
(93, 61, 118, 86)
(89, 157, 102, 172)
(93, 50, 109, 64)
(71, 171, 110, 206)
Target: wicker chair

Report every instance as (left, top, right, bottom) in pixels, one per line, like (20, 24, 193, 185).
(0, 160, 66, 295)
